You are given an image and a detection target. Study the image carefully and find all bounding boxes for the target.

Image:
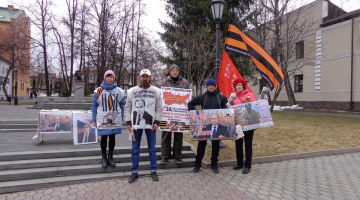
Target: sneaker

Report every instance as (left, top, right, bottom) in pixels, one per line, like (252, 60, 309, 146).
(242, 167, 251, 174)
(151, 171, 159, 181)
(160, 158, 168, 165)
(128, 173, 138, 183)
(175, 158, 183, 164)
(211, 166, 219, 174)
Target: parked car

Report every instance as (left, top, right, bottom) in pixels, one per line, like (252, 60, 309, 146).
(38, 93, 47, 97)
(50, 93, 59, 97)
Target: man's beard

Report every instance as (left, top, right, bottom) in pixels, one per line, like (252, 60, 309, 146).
(141, 80, 150, 88)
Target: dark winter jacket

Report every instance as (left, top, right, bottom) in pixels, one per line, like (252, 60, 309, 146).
(160, 75, 190, 89)
(187, 90, 227, 110)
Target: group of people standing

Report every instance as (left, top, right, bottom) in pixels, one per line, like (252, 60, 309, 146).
(91, 65, 258, 184)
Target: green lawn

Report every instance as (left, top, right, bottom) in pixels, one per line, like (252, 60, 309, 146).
(184, 112, 360, 162)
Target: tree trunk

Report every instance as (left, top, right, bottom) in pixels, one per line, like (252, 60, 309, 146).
(283, 70, 296, 105)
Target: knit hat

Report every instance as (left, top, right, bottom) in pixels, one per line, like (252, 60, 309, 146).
(206, 78, 216, 87)
(104, 70, 115, 80)
(169, 64, 179, 72)
(140, 69, 151, 76)
(233, 78, 247, 88)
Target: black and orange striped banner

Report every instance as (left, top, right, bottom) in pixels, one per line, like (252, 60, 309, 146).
(225, 19, 284, 90)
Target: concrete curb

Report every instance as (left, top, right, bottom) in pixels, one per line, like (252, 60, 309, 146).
(193, 144, 360, 168)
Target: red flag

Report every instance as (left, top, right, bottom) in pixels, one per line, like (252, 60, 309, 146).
(217, 51, 252, 98)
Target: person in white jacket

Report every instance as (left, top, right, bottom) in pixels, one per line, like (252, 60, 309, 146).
(125, 69, 162, 183)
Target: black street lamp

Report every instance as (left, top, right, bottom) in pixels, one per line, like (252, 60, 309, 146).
(209, 0, 226, 82)
(14, 64, 19, 106)
(182, 48, 188, 79)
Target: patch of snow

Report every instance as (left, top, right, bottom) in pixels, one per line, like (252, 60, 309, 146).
(273, 104, 303, 111)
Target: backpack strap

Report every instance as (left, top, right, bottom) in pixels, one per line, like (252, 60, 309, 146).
(236, 94, 245, 103)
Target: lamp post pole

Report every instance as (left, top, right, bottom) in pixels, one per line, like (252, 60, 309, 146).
(209, 0, 226, 82)
(14, 65, 18, 106)
(182, 48, 188, 79)
(215, 22, 220, 82)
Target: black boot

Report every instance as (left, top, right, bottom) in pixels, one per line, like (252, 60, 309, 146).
(102, 154, 108, 168)
(108, 154, 116, 168)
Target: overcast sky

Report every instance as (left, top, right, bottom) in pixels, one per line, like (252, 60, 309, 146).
(1, 0, 359, 39)
(0, 0, 358, 50)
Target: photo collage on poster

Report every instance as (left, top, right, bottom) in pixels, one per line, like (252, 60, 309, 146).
(190, 109, 236, 140)
(38, 110, 98, 145)
(230, 99, 274, 131)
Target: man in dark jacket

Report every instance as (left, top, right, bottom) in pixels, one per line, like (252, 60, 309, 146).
(187, 78, 227, 174)
(132, 99, 153, 125)
(203, 113, 230, 138)
(160, 64, 190, 165)
(78, 123, 96, 143)
(51, 116, 69, 132)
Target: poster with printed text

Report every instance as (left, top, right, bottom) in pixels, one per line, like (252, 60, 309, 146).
(230, 99, 273, 131)
(39, 110, 72, 134)
(189, 109, 236, 140)
(159, 87, 192, 133)
(72, 111, 98, 145)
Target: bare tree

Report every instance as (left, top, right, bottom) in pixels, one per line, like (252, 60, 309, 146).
(51, 0, 82, 96)
(23, 0, 54, 96)
(173, 23, 217, 96)
(250, 0, 318, 109)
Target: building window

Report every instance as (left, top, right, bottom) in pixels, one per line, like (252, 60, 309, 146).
(294, 75, 303, 93)
(295, 41, 304, 59)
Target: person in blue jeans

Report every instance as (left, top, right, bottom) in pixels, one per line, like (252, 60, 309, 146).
(124, 69, 162, 183)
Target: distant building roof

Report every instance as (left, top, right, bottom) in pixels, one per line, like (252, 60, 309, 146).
(0, 5, 23, 23)
(0, 55, 12, 65)
(321, 8, 360, 27)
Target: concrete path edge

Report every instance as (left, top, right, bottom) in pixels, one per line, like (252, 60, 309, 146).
(188, 143, 360, 168)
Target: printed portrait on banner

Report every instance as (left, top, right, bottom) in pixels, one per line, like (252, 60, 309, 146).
(72, 111, 97, 145)
(159, 87, 192, 133)
(190, 109, 236, 141)
(230, 99, 273, 131)
(95, 87, 123, 129)
(39, 111, 72, 134)
(131, 89, 157, 129)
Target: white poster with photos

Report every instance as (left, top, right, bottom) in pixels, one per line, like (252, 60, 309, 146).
(72, 111, 98, 145)
(39, 110, 72, 134)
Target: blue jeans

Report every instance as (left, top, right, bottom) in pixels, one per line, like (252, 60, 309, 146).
(130, 128, 157, 173)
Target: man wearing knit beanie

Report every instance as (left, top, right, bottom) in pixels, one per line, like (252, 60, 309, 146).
(206, 78, 216, 87)
(187, 78, 228, 174)
(169, 64, 179, 72)
(160, 64, 190, 165)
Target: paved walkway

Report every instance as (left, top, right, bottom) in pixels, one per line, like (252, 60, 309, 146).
(0, 152, 359, 200)
(1, 105, 360, 199)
